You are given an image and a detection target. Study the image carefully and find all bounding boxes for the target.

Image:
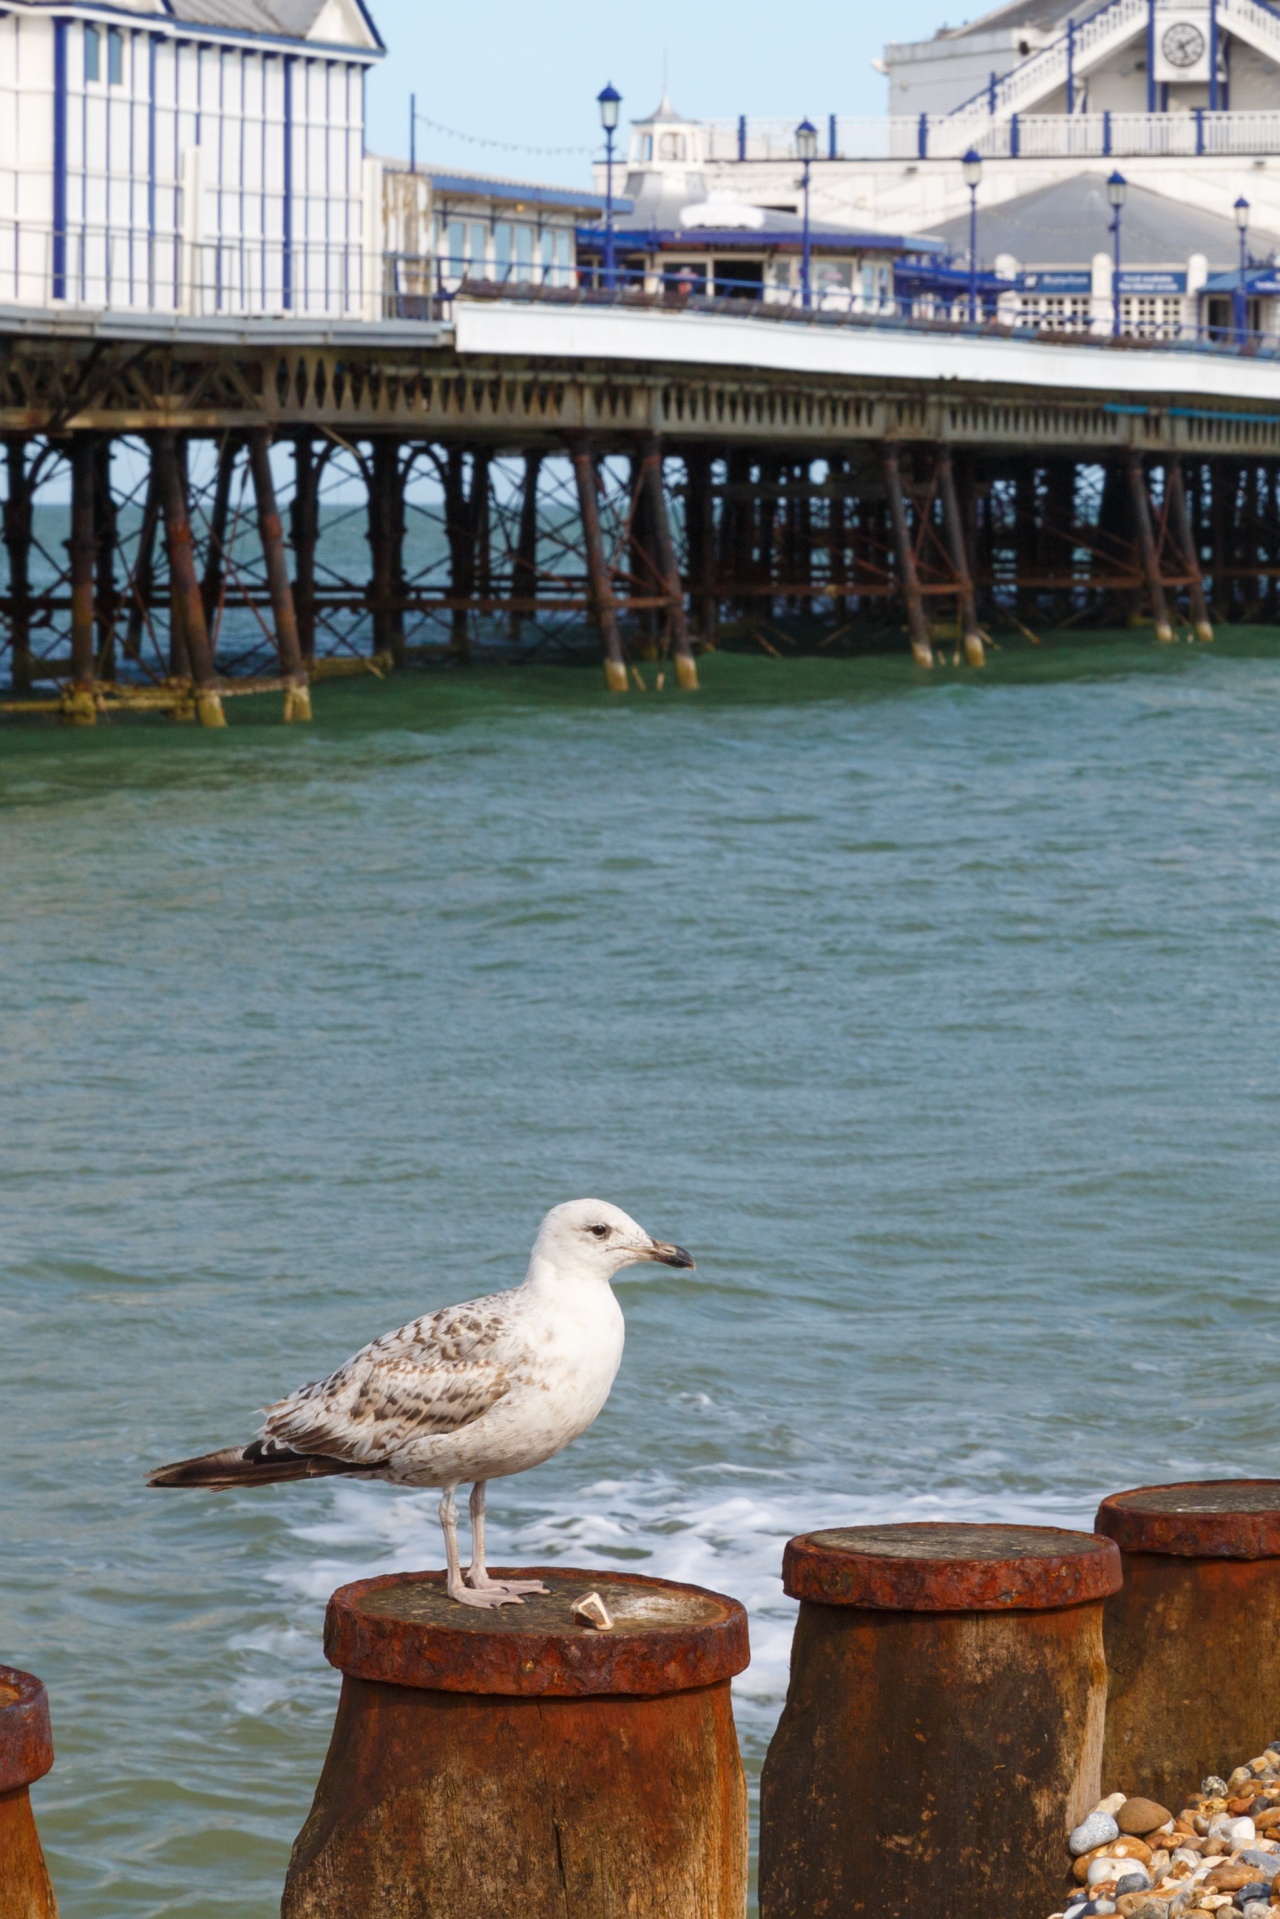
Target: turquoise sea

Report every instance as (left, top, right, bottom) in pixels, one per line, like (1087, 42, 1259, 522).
(5, 637, 1280, 1915)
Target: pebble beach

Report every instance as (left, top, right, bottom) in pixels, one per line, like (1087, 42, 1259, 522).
(1055, 1758, 1280, 1919)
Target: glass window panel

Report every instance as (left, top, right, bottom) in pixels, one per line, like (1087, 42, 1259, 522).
(84, 24, 100, 83)
(107, 27, 123, 84)
(514, 224, 533, 277)
(469, 223, 488, 274)
(540, 229, 554, 276)
(446, 220, 465, 278)
(494, 223, 513, 278)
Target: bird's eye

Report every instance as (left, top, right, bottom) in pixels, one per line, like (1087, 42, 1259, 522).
(589, 1223, 610, 1238)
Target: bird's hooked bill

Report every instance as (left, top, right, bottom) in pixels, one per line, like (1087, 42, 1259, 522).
(644, 1240, 696, 1269)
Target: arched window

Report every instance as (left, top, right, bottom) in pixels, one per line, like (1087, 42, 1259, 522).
(658, 131, 686, 161)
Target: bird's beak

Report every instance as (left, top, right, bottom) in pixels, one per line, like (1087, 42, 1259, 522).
(642, 1239, 696, 1270)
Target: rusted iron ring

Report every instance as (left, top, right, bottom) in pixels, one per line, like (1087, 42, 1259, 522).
(0, 1666, 54, 1794)
(783, 1522, 1122, 1611)
(1096, 1480, 1280, 1558)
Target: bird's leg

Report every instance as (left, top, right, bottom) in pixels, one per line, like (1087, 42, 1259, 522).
(464, 1480, 548, 1597)
(440, 1483, 521, 1609)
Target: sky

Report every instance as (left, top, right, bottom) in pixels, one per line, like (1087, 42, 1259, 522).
(363, 0, 962, 187)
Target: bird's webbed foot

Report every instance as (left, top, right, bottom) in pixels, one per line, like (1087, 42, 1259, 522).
(466, 1573, 550, 1596)
(446, 1576, 525, 1609)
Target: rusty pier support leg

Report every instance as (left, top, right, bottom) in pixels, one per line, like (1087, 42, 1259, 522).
(0, 1664, 59, 1918)
(3, 436, 35, 693)
(65, 433, 98, 722)
(248, 429, 311, 721)
(201, 434, 237, 649)
(640, 437, 698, 689)
(282, 1567, 749, 1919)
(882, 445, 933, 667)
(368, 439, 406, 667)
(937, 446, 984, 666)
(570, 440, 627, 692)
(759, 1523, 1120, 1919)
(509, 451, 541, 642)
(684, 447, 716, 643)
(155, 431, 225, 727)
(291, 436, 322, 667)
(124, 458, 160, 665)
(1126, 447, 1174, 643)
(1097, 1479, 1280, 1808)
(93, 436, 118, 682)
(1164, 458, 1213, 642)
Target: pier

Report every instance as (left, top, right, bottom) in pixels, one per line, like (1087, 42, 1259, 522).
(6, 291, 1280, 713)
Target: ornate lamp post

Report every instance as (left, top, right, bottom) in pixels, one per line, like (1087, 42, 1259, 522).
(796, 117, 817, 309)
(598, 83, 621, 291)
(1108, 169, 1127, 339)
(1235, 194, 1250, 342)
(962, 148, 982, 322)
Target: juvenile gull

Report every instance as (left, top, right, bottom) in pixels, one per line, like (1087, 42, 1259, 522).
(148, 1199, 694, 1607)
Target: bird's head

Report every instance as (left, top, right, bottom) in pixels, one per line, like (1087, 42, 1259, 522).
(530, 1199, 695, 1284)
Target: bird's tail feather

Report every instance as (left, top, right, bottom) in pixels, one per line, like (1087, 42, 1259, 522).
(147, 1438, 370, 1490)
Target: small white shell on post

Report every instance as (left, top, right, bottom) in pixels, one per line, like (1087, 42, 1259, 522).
(572, 1591, 615, 1631)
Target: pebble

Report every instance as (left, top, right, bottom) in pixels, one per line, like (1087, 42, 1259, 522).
(1204, 1778, 1230, 1797)
(1118, 1798, 1173, 1836)
(1072, 1814, 1122, 1857)
(1241, 1904, 1271, 1919)
(1113, 1872, 1151, 1895)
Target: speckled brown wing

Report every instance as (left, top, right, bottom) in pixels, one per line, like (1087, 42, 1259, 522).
(259, 1295, 517, 1467)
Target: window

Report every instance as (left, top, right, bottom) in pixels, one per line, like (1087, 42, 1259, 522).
(638, 134, 653, 161)
(469, 223, 488, 275)
(494, 223, 513, 280)
(658, 131, 686, 161)
(107, 26, 123, 84)
(445, 220, 466, 278)
(553, 228, 573, 284)
(514, 223, 534, 280)
(540, 229, 554, 281)
(84, 23, 100, 83)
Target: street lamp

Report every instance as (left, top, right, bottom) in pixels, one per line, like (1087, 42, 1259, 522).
(1235, 194, 1250, 342)
(1108, 168, 1127, 339)
(796, 116, 817, 309)
(962, 148, 982, 323)
(598, 83, 621, 291)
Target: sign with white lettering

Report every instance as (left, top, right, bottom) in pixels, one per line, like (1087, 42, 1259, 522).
(1020, 270, 1091, 294)
(1118, 270, 1187, 295)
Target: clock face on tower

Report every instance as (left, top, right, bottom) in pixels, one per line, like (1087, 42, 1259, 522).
(1161, 19, 1206, 66)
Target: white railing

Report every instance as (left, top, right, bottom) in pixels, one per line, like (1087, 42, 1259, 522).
(934, 0, 1146, 153)
(702, 107, 1280, 163)
(1220, 0, 1280, 61)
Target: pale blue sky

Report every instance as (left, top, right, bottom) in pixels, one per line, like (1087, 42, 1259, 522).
(363, 0, 960, 186)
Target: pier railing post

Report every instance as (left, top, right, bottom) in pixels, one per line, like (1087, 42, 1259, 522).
(281, 1568, 749, 1918)
(569, 438, 628, 692)
(882, 444, 934, 667)
(639, 436, 699, 689)
(936, 446, 985, 665)
(155, 430, 227, 727)
(0, 1663, 59, 1918)
(1125, 447, 1174, 643)
(1164, 458, 1213, 642)
(66, 431, 98, 722)
(759, 1523, 1121, 1919)
(1096, 1480, 1280, 1807)
(248, 428, 312, 720)
(2, 436, 35, 694)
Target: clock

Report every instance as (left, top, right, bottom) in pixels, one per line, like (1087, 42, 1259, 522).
(1161, 20, 1206, 66)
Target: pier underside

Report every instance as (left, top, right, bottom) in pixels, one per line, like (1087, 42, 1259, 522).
(4, 323, 1280, 713)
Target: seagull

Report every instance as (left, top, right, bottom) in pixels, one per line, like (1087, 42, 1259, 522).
(148, 1199, 694, 1608)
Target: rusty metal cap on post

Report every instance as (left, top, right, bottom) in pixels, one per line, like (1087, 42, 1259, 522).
(783, 1522, 1123, 1612)
(0, 1666, 54, 1795)
(1096, 1480, 1280, 1559)
(324, 1567, 750, 1697)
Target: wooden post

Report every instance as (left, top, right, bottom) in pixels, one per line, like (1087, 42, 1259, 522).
(155, 430, 226, 726)
(201, 434, 237, 644)
(936, 446, 984, 665)
(1097, 1480, 1280, 1808)
(291, 435, 322, 666)
(2, 437, 34, 693)
(92, 436, 118, 682)
(124, 458, 161, 665)
(882, 444, 933, 666)
(247, 428, 312, 720)
(65, 433, 98, 722)
(759, 1524, 1121, 1919)
(1125, 447, 1174, 643)
(282, 1568, 749, 1919)
(368, 439, 406, 666)
(569, 439, 628, 691)
(639, 438, 698, 689)
(509, 451, 541, 641)
(1164, 459, 1213, 642)
(0, 1664, 59, 1919)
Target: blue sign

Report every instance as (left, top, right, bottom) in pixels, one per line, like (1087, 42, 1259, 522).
(1118, 270, 1186, 295)
(1020, 270, 1091, 294)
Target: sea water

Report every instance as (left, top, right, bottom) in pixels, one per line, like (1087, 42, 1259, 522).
(4, 639, 1280, 1917)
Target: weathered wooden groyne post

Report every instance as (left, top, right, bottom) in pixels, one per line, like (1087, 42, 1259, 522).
(282, 1567, 750, 1919)
(0, 1664, 59, 1919)
(758, 1522, 1121, 1919)
(1096, 1479, 1280, 1807)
